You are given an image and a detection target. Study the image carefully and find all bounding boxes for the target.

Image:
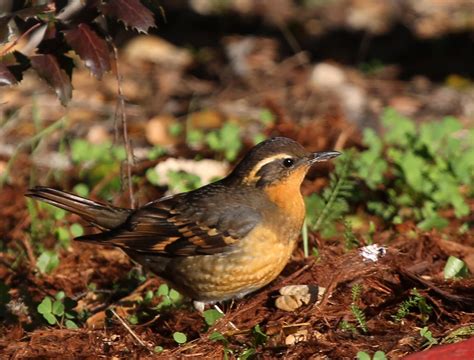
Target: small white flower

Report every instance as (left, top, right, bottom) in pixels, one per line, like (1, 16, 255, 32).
(360, 244, 387, 262)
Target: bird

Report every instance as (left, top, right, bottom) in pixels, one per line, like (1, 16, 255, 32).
(26, 137, 340, 310)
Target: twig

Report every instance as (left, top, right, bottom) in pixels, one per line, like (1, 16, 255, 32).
(334, 125, 356, 151)
(110, 40, 136, 209)
(110, 308, 150, 349)
(0, 22, 42, 56)
(20, 236, 36, 267)
(135, 314, 161, 328)
(12, 216, 36, 266)
(214, 304, 238, 331)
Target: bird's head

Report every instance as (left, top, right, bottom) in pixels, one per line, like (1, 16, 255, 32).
(227, 137, 340, 188)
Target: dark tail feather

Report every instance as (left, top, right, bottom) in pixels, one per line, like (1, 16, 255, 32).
(25, 186, 131, 230)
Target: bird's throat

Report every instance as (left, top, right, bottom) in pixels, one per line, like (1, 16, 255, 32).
(263, 167, 307, 225)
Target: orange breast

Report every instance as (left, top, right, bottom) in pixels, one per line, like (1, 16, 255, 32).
(263, 166, 307, 227)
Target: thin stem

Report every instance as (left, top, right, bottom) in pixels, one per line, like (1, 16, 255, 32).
(0, 22, 42, 56)
(110, 308, 149, 349)
(110, 40, 135, 208)
(302, 219, 309, 257)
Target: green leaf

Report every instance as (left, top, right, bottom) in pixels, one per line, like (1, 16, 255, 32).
(399, 152, 426, 192)
(65, 319, 79, 329)
(71, 139, 125, 164)
(128, 314, 138, 325)
(418, 202, 449, 230)
(169, 123, 183, 137)
(167, 171, 201, 193)
(153, 346, 164, 353)
(65, 312, 75, 319)
(37, 297, 52, 315)
(43, 312, 57, 325)
(203, 309, 224, 326)
(209, 331, 226, 342)
(444, 256, 469, 279)
(56, 227, 70, 245)
(381, 108, 416, 146)
(253, 324, 267, 346)
(144, 290, 154, 303)
(418, 117, 462, 157)
(205, 123, 241, 161)
(420, 326, 438, 346)
(173, 331, 187, 344)
(362, 128, 384, 152)
(36, 251, 60, 274)
(156, 284, 169, 297)
(252, 133, 267, 145)
(373, 351, 387, 360)
(169, 289, 181, 302)
(147, 146, 166, 160)
(417, 216, 449, 231)
(70, 223, 84, 237)
(73, 183, 89, 197)
(52, 207, 66, 220)
(186, 129, 205, 146)
(356, 352, 371, 360)
(52, 300, 64, 316)
(259, 109, 275, 125)
(146, 168, 160, 185)
(112, 146, 126, 161)
(71, 139, 91, 163)
(239, 348, 256, 360)
(355, 132, 387, 189)
(451, 148, 474, 185)
(55, 291, 66, 302)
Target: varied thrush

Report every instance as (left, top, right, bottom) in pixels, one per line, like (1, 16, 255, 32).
(26, 137, 340, 308)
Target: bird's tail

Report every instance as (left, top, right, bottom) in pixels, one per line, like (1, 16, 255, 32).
(25, 186, 131, 231)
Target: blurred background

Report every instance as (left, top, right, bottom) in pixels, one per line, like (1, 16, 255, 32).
(2, 1, 474, 197)
(1, 1, 473, 358)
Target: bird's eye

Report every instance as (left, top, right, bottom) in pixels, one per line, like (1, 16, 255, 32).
(283, 158, 294, 168)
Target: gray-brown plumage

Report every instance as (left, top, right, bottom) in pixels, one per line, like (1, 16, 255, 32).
(26, 137, 340, 304)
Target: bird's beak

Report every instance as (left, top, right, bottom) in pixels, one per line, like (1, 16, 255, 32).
(308, 151, 341, 164)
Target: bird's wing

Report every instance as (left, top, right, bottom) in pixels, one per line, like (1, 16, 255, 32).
(76, 192, 262, 256)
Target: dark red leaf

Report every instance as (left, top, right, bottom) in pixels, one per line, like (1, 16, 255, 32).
(101, 0, 155, 34)
(0, 51, 31, 83)
(0, 63, 17, 86)
(63, 23, 111, 79)
(30, 54, 72, 106)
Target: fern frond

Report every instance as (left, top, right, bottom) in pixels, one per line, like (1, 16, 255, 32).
(351, 304, 368, 333)
(312, 151, 355, 232)
(351, 283, 363, 302)
(394, 288, 432, 322)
